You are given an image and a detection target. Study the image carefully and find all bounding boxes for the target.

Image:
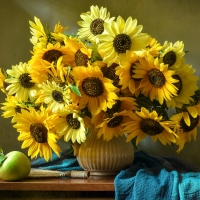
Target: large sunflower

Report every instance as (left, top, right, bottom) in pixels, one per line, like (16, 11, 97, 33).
(77, 5, 115, 44)
(13, 107, 62, 161)
(35, 81, 71, 113)
(96, 110, 132, 141)
(133, 53, 178, 105)
(170, 110, 200, 152)
(71, 65, 119, 116)
(54, 108, 87, 144)
(123, 107, 179, 145)
(5, 62, 38, 102)
(159, 41, 185, 69)
(166, 64, 199, 108)
(97, 16, 149, 66)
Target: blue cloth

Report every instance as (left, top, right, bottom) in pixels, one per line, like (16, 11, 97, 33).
(114, 151, 200, 200)
(30, 149, 82, 171)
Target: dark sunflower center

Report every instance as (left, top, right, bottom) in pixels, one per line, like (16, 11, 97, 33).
(90, 18, 104, 35)
(102, 63, 120, 87)
(52, 90, 64, 103)
(172, 74, 182, 95)
(180, 114, 199, 132)
(107, 100, 121, 117)
(163, 51, 176, 67)
(140, 118, 164, 136)
(30, 123, 48, 143)
(107, 115, 123, 128)
(130, 63, 141, 81)
(148, 68, 165, 88)
(113, 34, 132, 53)
(82, 77, 104, 97)
(42, 49, 62, 63)
(66, 113, 80, 129)
(15, 106, 21, 114)
(19, 73, 35, 88)
(74, 49, 89, 67)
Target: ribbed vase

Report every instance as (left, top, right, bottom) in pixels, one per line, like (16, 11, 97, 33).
(76, 127, 134, 176)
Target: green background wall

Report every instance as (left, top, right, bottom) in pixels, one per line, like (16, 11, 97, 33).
(1, 0, 200, 165)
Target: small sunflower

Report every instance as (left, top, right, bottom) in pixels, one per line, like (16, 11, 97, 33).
(35, 81, 71, 113)
(5, 62, 37, 102)
(98, 16, 149, 66)
(166, 64, 199, 108)
(29, 16, 48, 50)
(0, 68, 7, 93)
(77, 5, 115, 44)
(96, 110, 132, 141)
(133, 53, 178, 105)
(123, 107, 179, 145)
(54, 109, 87, 144)
(71, 65, 119, 115)
(170, 111, 200, 152)
(13, 107, 62, 161)
(1, 96, 28, 122)
(159, 41, 185, 69)
(115, 51, 141, 95)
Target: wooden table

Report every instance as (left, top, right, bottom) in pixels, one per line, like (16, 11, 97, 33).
(0, 176, 115, 200)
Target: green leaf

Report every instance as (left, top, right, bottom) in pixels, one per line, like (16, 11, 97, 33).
(69, 84, 82, 97)
(0, 148, 6, 165)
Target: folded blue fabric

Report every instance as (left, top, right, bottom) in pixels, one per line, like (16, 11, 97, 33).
(30, 149, 82, 171)
(114, 151, 200, 200)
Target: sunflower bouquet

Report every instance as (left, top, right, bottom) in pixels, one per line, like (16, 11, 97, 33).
(0, 5, 199, 162)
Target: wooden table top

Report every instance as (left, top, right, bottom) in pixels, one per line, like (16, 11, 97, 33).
(0, 176, 115, 191)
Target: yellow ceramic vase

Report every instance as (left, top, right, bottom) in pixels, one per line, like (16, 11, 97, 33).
(75, 127, 134, 176)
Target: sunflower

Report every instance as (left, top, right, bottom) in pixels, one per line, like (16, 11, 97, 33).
(97, 16, 149, 66)
(35, 81, 71, 113)
(115, 51, 141, 95)
(13, 107, 62, 161)
(145, 35, 163, 57)
(71, 65, 119, 115)
(133, 53, 178, 105)
(1, 96, 28, 122)
(77, 5, 115, 44)
(29, 42, 75, 83)
(159, 41, 185, 69)
(54, 108, 87, 144)
(0, 68, 7, 93)
(166, 64, 199, 108)
(170, 110, 200, 152)
(5, 62, 38, 102)
(96, 110, 132, 141)
(29, 16, 48, 50)
(92, 96, 138, 126)
(123, 107, 179, 145)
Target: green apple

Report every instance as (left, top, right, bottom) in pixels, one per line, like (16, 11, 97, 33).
(0, 150, 31, 181)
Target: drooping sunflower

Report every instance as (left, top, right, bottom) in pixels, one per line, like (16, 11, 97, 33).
(92, 96, 138, 126)
(166, 64, 199, 108)
(5, 62, 38, 102)
(77, 5, 115, 44)
(1, 96, 28, 122)
(170, 110, 200, 152)
(71, 65, 119, 116)
(13, 107, 62, 161)
(115, 51, 141, 95)
(96, 110, 132, 141)
(97, 16, 149, 66)
(123, 107, 179, 145)
(159, 41, 185, 69)
(35, 81, 71, 113)
(133, 53, 178, 105)
(54, 108, 87, 144)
